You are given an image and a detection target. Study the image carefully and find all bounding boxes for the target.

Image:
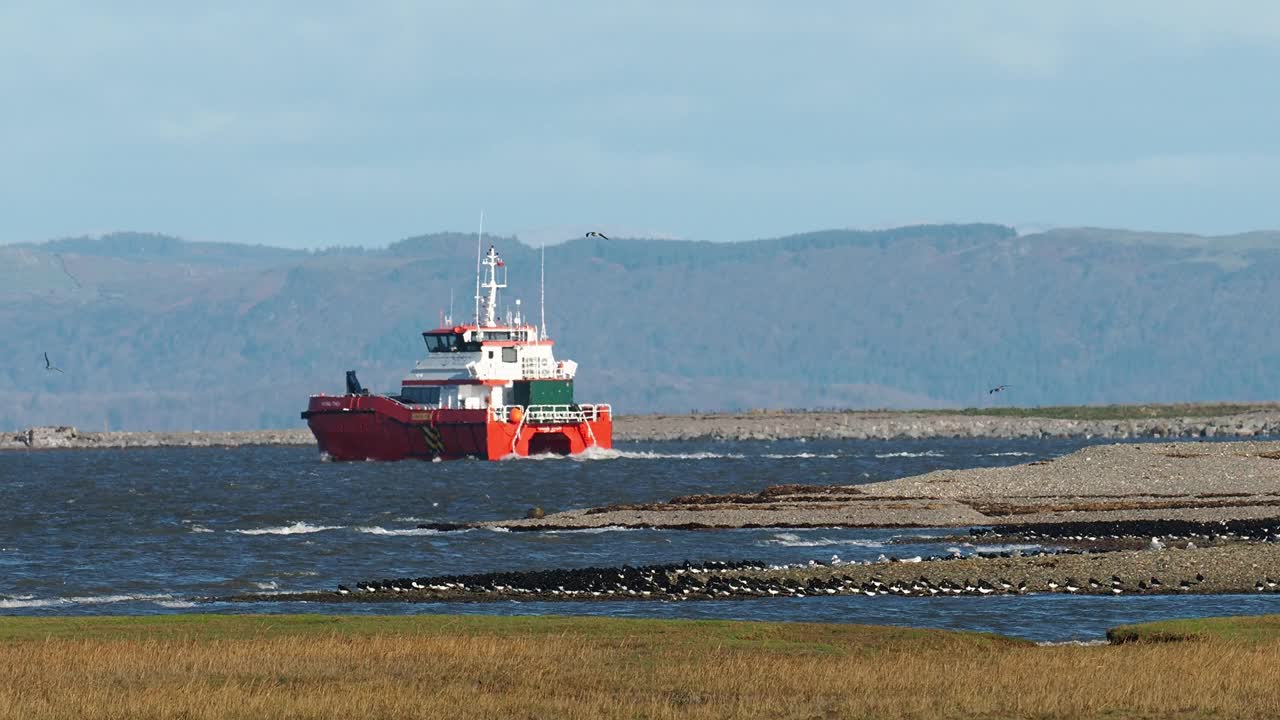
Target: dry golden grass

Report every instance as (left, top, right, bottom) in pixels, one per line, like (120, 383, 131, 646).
(2, 614, 1280, 719)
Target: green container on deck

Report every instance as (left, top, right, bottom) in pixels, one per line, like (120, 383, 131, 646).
(513, 380, 574, 406)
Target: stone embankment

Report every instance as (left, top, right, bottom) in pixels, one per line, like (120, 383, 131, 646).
(616, 408, 1280, 442)
(0, 425, 313, 451)
(5, 406, 1280, 450)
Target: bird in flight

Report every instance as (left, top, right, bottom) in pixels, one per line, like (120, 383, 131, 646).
(988, 384, 1010, 394)
(44, 352, 64, 373)
(584, 231, 610, 240)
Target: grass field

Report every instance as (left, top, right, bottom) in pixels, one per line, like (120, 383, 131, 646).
(3, 614, 1280, 719)
(1108, 613, 1280, 644)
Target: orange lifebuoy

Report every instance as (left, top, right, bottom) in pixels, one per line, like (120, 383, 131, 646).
(509, 407, 524, 424)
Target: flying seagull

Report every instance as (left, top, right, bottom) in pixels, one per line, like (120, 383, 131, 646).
(988, 384, 1010, 394)
(44, 352, 64, 373)
(584, 231, 610, 240)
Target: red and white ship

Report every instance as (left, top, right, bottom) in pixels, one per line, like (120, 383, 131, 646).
(302, 244, 612, 461)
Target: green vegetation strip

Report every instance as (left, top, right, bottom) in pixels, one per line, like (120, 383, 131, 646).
(0, 613, 1023, 651)
(7, 612, 1279, 647)
(1107, 614, 1280, 644)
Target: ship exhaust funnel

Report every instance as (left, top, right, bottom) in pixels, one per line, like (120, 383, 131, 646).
(345, 370, 368, 395)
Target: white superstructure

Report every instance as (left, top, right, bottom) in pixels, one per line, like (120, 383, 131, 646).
(401, 245, 577, 411)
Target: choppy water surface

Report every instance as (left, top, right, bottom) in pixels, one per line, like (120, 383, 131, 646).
(3, 437, 1278, 641)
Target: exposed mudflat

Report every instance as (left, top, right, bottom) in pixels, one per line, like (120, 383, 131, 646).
(430, 440, 1280, 532)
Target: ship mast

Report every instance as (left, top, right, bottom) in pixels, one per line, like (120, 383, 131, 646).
(540, 241, 547, 340)
(477, 245, 506, 327)
(473, 211, 483, 325)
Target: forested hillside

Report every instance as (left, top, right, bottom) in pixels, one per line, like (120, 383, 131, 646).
(2, 224, 1278, 430)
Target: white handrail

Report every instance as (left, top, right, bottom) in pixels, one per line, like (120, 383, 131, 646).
(492, 404, 611, 424)
(520, 357, 575, 379)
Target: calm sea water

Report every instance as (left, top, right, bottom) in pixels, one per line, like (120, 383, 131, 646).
(3, 436, 1278, 642)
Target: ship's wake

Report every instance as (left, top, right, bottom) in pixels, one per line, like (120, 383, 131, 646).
(501, 446, 746, 462)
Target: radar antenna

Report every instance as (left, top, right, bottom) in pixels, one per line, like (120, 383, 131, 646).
(477, 245, 507, 327)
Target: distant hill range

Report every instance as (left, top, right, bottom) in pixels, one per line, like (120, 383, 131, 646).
(2, 224, 1278, 431)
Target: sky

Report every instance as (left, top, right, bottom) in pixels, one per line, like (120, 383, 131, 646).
(3, 2, 1280, 248)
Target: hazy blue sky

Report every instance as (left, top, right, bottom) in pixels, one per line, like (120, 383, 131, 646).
(3, 2, 1279, 247)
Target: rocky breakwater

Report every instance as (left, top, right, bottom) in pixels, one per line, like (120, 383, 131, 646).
(615, 407, 1280, 442)
(0, 425, 314, 451)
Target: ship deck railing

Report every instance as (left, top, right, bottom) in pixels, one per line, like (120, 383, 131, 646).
(492, 404, 611, 424)
(520, 358, 573, 380)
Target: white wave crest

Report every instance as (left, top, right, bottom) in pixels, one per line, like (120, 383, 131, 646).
(355, 526, 442, 536)
(761, 533, 885, 548)
(0, 593, 174, 609)
(982, 451, 1036, 457)
(544, 525, 635, 535)
(761, 453, 839, 459)
(232, 522, 344, 536)
(0, 597, 60, 609)
(874, 450, 945, 458)
(155, 600, 198, 608)
(1037, 639, 1109, 647)
(189, 525, 214, 534)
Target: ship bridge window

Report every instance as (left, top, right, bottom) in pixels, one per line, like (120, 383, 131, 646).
(424, 333, 481, 353)
(402, 386, 441, 405)
(502, 347, 517, 363)
(424, 333, 457, 353)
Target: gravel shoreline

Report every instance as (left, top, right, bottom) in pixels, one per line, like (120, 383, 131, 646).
(442, 440, 1280, 532)
(5, 406, 1280, 450)
(230, 541, 1280, 604)
(0, 426, 314, 451)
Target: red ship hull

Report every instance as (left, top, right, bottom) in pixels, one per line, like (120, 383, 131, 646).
(302, 394, 612, 461)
